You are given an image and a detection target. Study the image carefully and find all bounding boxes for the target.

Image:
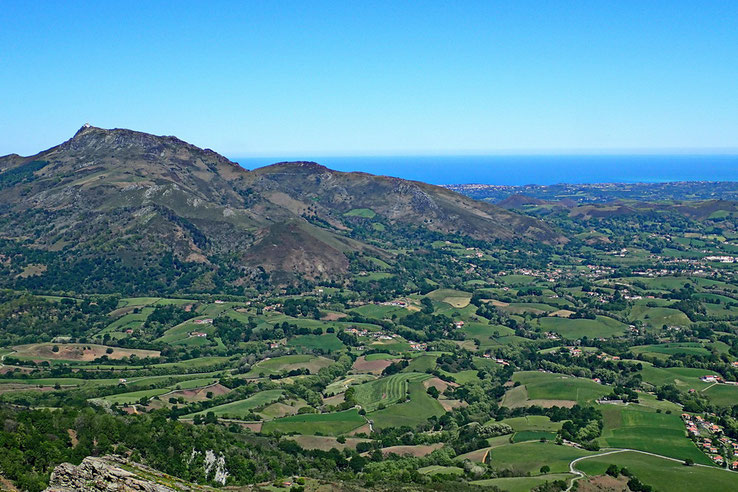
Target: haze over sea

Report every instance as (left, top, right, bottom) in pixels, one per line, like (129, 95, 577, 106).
(236, 154, 738, 186)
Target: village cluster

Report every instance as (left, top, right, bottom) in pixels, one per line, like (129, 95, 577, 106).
(683, 413, 738, 469)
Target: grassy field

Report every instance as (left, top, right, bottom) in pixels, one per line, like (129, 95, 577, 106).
(355, 272, 395, 282)
(185, 390, 284, 418)
(629, 305, 691, 329)
(425, 289, 472, 308)
(287, 334, 344, 352)
(259, 398, 306, 419)
(352, 304, 408, 319)
(368, 381, 445, 430)
(499, 303, 558, 315)
(440, 369, 480, 385)
(353, 372, 430, 412)
(367, 338, 410, 352)
(97, 388, 171, 405)
(261, 409, 365, 436)
(364, 353, 396, 361)
(485, 441, 594, 474)
(501, 415, 563, 441)
(171, 378, 219, 390)
(505, 371, 610, 405)
(246, 355, 333, 377)
(343, 208, 376, 218)
(500, 415, 564, 432)
(324, 374, 376, 396)
(117, 297, 162, 307)
(471, 474, 574, 492)
(638, 363, 712, 391)
(631, 342, 711, 358)
(536, 316, 628, 339)
(100, 307, 154, 334)
(701, 383, 738, 407)
(156, 319, 215, 344)
(575, 452, 736, 492)
(460, 322, 514, 348)
(598, 405, 710, 464)
(402, 354, 437, 372)
(511, 430, 559, 442)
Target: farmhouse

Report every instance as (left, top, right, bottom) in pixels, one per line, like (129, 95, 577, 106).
(189, 332, 208, 338)
(700, 375, 721, 383)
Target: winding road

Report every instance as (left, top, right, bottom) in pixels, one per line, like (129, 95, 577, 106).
(565, 448, 735, 492)
(0, 350, 13, 369)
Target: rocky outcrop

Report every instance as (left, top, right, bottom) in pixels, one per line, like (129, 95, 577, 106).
(44, 456, 211, 492)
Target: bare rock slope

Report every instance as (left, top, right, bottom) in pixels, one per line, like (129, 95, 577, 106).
(44, 456, 213, 492)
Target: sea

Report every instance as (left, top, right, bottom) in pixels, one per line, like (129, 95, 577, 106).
(233, 155, 738, 186)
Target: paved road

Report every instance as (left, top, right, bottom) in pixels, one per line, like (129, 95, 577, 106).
(701, 382, 721, 393)
(565, 448, 735, 491)
(0, 350, 13, 369)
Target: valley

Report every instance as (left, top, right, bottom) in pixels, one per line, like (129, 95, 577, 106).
(1, 128, 738, 491)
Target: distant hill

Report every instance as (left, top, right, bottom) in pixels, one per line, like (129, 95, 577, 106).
(0, 125, 562, 292)
(497, 194, 551, 208)
(493, 191, 738, 226)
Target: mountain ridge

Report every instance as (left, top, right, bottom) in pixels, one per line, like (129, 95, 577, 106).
(0, 125, 564, 292)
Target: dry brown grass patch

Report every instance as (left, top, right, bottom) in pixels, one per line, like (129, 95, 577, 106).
(379, 443, 443, 457)
(351, 356, 396, 374)
(13, 343, 159, 361)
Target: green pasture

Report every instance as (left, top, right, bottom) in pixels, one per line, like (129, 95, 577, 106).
(353, 372, 430, 412)
(510, 371, 610, 404)
(535, 316, 628, 339)
(471, 474, 574, 492)
(575, 452, 735, 492)
(485, 441, 594, 474)
(629, 305, 691, 328)
(185, 390, 284, 418)
(343, 208, 376, 218)
(287, 334, 344, 352)
(261, 409, 365, 436)
(631, 343, 710, 359)
(368, 381, 445, 430)
(598, 405, 710, 464)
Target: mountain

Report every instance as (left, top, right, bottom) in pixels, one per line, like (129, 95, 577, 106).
(0, 125, 563, 293)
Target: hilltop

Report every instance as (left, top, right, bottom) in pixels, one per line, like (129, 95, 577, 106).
(0, 125, 562, 293)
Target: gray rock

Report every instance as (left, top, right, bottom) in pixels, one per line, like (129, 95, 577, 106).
(44, 456, 206, 492)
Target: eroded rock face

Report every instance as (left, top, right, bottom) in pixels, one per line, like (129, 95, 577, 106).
(44, 456, 204, 492)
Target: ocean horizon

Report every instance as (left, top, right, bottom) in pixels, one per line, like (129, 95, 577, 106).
(233, 154, 738, 186)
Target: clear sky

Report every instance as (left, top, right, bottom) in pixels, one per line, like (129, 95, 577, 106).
(1, 1, 737, 157)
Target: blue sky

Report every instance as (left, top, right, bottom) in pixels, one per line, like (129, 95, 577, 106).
(1, 1, 737, 157)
